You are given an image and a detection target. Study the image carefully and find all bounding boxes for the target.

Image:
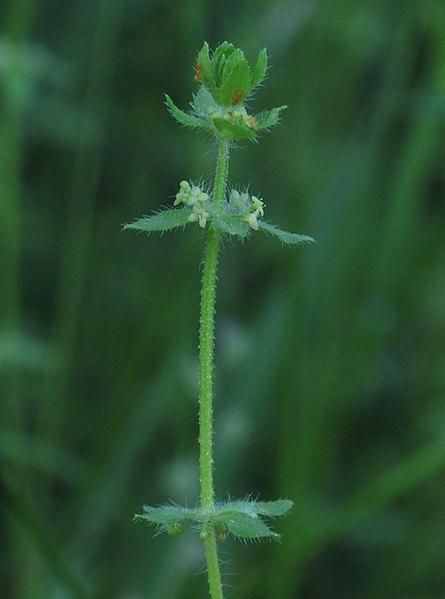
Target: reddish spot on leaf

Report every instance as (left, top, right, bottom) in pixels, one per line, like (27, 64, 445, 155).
(248, 116, 259, 131)
(194, 62, 202, 81)
(231, 90, 244, 105)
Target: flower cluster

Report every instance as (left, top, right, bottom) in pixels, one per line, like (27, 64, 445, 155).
(227, 189, 265, 230)
(248, 196, 265, 230)
(174, 180, 210, 228)
(173, 182, 265, 232)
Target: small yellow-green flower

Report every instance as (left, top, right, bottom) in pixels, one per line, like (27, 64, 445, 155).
(174, 180, 209, 207)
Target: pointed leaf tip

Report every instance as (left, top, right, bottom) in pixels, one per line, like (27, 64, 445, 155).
(165, 94, 214, 134)
(256, 105, 287, 130)
(250, 48, 268, 90)
(257, 221, 315, 245)
(214, 511, 279, 540)
(124, 209, 194, 234)
(255, 499, 294, 517)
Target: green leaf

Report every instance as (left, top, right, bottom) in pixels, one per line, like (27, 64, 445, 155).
(249, 48, 268, 90)
(135, 504, 200, 526)
(256, 105, 287, 130)
(124, 209, 193, 234)
(212, 42, 237, 86)
(219, 48, 245, 93)
(135, 498, 293, 541)
(214, 511, 279, 540)
(191, 87, 219, 118)
(257, 221, 315, 245)
(165, 95, 213, 134)
(212, 41, 237, 63)
(254, 499, 294, 517)
(211, 214, 250, 237)
(212, 117, 256, 140)
(218, 58, 250, 106)
(197, 42, 215, 96)
(135, 507, 184, 526)
(220, 498, 293, 518)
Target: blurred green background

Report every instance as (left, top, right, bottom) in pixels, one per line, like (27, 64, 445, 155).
(1, 0, 445, 597)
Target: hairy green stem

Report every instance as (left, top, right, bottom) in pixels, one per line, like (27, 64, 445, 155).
(199, 140, 229, 598)
(199, 230, 219, 510)
(203, 533, 224, 599)
(212, 139, 229, 214)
